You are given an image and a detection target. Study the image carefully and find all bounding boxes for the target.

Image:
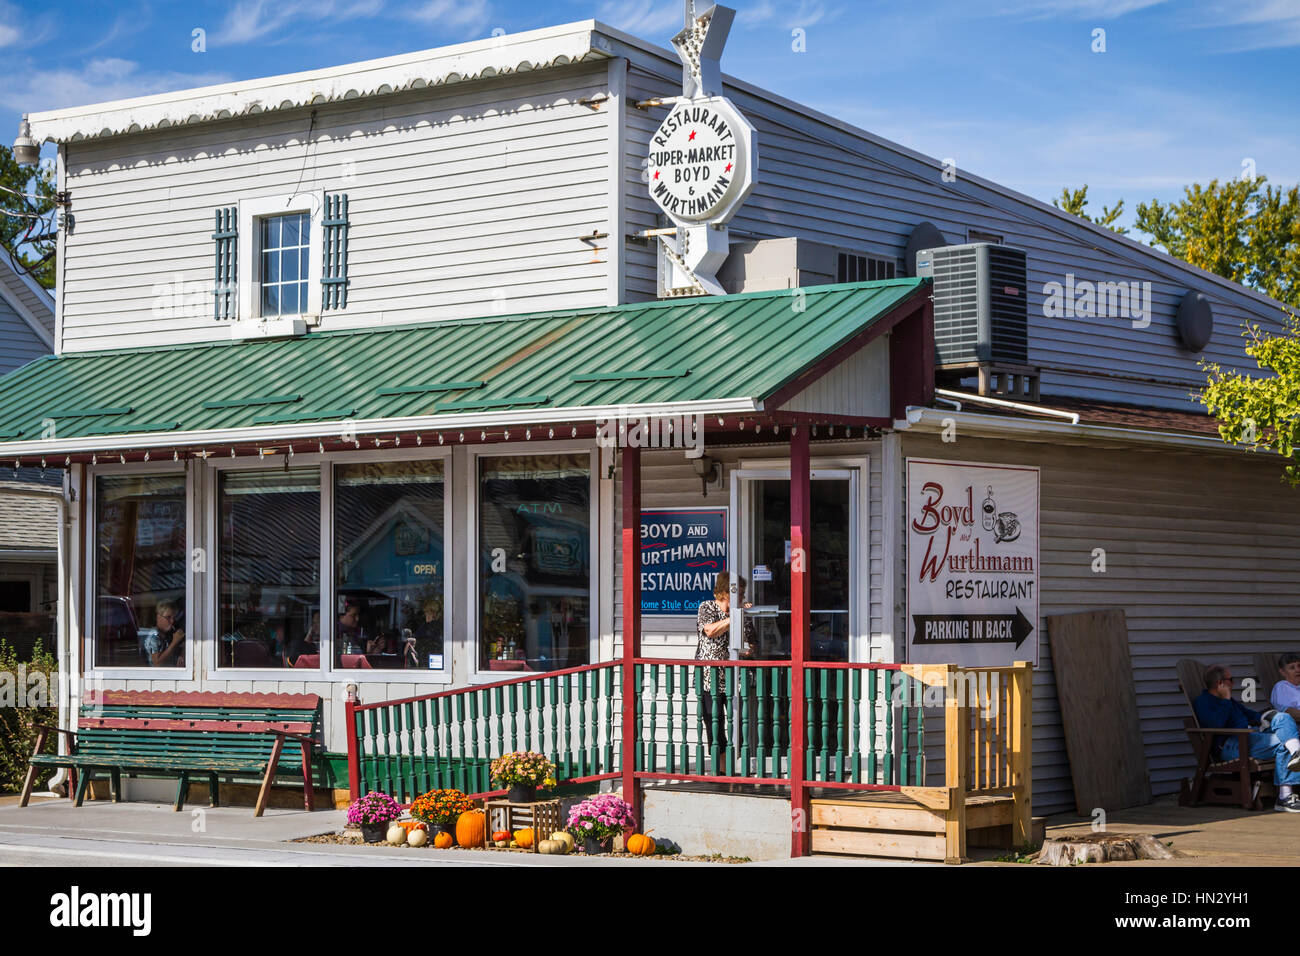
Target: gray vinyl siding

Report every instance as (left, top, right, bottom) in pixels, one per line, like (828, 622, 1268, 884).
(0, 270, 54, 341)
(902, 432, 1300, 815)
(617, 44, 1286, 413)
(59, 62, 616, 353)
(0, 293, 51, 373)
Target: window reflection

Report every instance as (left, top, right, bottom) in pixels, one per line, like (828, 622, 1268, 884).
(94, 474, 187, 668)
(334, 460, 445, 671)
(478, 454, 590, 673)
(217, 468, 320, 669)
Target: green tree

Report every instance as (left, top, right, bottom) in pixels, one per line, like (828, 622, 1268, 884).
(1135, 176, 1300, 310)
(0, 144, 56, 289)
(1199, 316, 1300, 485)
(1052, 184, 1128, 235)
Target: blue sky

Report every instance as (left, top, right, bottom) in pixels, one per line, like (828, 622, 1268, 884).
(1, 0, 1296, 232)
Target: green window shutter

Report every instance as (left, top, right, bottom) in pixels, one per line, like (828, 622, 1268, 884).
(212, 206, 237, 320)
(322, 192, 350, 310)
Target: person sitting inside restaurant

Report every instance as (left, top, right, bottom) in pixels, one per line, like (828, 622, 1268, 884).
(1270, 652, 1300, 722)
(337, 602, 365, 655)
(1193, 662, 1300, 813)
(145, 601, 184, 667)
(285, 611, 320, 666)
(405, 597, 444, 669)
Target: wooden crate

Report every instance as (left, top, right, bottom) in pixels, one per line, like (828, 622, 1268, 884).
(482, 798, 563, 853)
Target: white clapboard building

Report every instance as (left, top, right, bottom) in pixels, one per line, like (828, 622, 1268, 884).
(4, 11, 1297, 829)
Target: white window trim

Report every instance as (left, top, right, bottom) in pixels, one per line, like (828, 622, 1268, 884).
(465, 440, 599, 684)
(84, 461, 195, 680)
(732, 454, 870, 664)
(327, 448, 454, 685)
(236, 193, 323, 326)
(206, 448, 455, 684)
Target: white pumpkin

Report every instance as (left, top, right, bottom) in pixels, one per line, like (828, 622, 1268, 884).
(407, 828, 429, 848)
(550, 831, 575, 852)
(386, 824, 408, 845)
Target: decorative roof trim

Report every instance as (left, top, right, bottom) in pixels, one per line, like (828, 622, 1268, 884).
(28, 21, 611, 144)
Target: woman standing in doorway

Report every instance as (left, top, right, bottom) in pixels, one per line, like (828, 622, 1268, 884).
(696, 572, 753, 752)
(696, 572, 732, 751)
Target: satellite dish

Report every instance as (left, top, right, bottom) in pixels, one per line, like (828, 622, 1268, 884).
(905, 221, 947, 277)
(1176, 290, 1213, 352)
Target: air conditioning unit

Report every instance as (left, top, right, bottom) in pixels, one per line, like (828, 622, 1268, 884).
(915, 242, 1028, 366)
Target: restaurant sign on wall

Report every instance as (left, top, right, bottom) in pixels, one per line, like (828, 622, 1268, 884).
(639, 507, 728, 616)
(906, 459, 1040, 667)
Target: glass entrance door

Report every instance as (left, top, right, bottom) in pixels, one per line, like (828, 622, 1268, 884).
(734, 470, 854, 663)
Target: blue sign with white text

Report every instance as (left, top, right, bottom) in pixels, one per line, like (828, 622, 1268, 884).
(639, 507, 728, 616)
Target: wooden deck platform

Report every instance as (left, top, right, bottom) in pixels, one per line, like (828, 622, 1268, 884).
(811, 791, 1039, 863)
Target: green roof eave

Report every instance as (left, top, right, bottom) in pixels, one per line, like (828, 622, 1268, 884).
(0, 278, 928, 457)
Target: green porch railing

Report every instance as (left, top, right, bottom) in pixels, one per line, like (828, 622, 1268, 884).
(348, 661, 621, 803)
(346, 659, 927, 802)
(631, 660, 925, 788)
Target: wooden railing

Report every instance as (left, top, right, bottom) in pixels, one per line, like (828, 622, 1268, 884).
(900, 661, 1034, 859)
(344, 658, 1032, 861)
(346, 661, 622, 802)
(629, 660, 926, 789)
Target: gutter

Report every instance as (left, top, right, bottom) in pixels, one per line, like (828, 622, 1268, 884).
(0, 482, 72, 794)
(895, 405, 1242, 455)
(0, 397, 762, 460)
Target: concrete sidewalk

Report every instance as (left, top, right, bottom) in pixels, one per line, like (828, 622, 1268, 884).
(0, 796, 917, 867)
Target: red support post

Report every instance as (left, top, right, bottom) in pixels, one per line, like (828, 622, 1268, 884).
(789, 426, 812, 856)
(620, 445, 643, 826)
(345, 686, 360, 801)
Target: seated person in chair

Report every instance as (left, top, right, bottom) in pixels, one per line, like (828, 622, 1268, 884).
(1270, 652, 1300, 723)
(1193, 662, 1300, 813)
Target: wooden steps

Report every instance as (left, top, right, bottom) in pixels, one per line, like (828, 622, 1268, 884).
(810, 792, 1017, 863)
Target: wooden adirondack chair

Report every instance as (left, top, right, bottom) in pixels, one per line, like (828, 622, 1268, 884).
(1253, 652, 1283, 708)
(1176, 659, 1276, 811)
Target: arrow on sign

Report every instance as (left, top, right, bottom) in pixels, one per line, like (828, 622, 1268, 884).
(912, 608, 1034, 649)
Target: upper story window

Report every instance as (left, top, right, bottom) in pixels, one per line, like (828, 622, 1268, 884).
(235, 194, 325, 326)
(260, 213, 311, 318)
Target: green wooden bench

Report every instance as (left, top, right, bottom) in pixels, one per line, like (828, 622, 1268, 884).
(20, 690, 323, 816)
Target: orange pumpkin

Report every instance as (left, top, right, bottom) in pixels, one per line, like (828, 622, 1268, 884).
(514, 828, 534, 849)
(433, 830, 454, 849)
(398, 821, 427, 832)
(455, 809, 486, 848)
(626, 831, 656, 856)
(492, 830, 510, 843)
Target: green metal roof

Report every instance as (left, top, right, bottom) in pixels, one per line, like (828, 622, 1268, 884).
(0, 278, 927, 449)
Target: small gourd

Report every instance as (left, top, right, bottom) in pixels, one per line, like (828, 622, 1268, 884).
(626, 830, 656, 856)
(386, 824, 407, 845)
(407, 828, 429, 848)
(492, 830, 511, 843)
(550, 831, 574, 852)
(433, 830, 454, 849)
(514, 828, 534, 849)
(537, 838, 567, 855)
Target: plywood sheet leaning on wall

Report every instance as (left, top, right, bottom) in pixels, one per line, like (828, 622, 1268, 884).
(1046, 608, 1152, 816)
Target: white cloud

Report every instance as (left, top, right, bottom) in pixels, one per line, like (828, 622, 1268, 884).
(1195, 0, 1300, 50)
(594, 0, 683, 38)
(406, 0, 493, 33)
(742, 1, 837, 29)
(215, 0, 385, 45)
(1, 59, 232, 113)
(991, 0, 1169, 17)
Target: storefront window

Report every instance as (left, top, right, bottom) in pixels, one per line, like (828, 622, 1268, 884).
(478, 454, 591, 673)
(334, 460, 446, 672)
(217, 468, 320, 669)
(94, 474, 187, 668)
